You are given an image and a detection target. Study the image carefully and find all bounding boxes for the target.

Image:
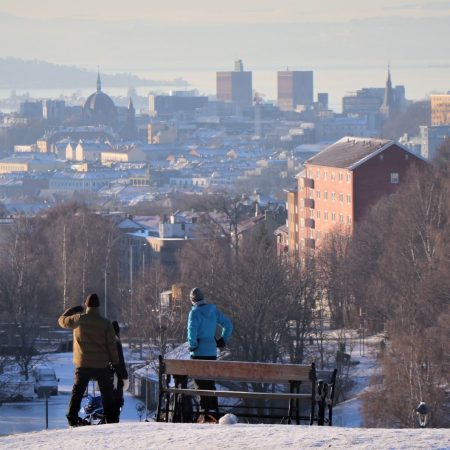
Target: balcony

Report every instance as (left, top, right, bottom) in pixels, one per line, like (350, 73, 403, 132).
(305, 218, 315, 229)
(302, 198, 315, 209)
(305, 238, 315, 249)
(300, 177, 314, 189)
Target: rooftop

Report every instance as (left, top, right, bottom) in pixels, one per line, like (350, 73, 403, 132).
(305, 136, 392, 169)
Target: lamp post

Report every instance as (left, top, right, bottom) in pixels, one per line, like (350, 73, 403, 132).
(142, 243, 147, 281)
(104, 268, 109, 318)
(129, 244, 133, 324)
(416, 402, 429, 428)
(145, 361, 149, 421)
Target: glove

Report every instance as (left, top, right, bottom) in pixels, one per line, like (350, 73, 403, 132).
(216, 337, 226, 349)
(62, 305, 83, 316)
(122, 379, 130, 391)
(113, 364, 128, 380)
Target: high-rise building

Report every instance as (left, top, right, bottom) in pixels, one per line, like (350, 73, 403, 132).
(431, 94, 450, 126)
(43, 99, 65, 121)
(277, 71, 313, 112)
(216, 60, 253, 110)
(420, 125, 450, 160)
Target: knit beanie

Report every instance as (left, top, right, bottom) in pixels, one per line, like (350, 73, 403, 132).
(190, 287, 204, 303)
(85, 293, 100, 308)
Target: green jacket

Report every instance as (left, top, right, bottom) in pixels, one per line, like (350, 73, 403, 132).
(58, 307, 119, 369)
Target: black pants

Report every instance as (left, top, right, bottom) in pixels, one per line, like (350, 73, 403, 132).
(111, 379, 124, 423)
(191, 355, 218, 415)
(67, 367, 115, 424)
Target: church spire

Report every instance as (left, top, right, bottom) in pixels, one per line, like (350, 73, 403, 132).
(380, 63, 395, 118)
(96, 70, 102, 92)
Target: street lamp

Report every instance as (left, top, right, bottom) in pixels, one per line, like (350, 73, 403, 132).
(104, 269, 110, 318)
(416, 402, 429, 428)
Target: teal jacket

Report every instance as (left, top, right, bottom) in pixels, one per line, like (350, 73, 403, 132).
(187, 301, 233, 357)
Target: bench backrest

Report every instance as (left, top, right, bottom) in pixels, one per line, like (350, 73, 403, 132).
(162, 359, 314, 384)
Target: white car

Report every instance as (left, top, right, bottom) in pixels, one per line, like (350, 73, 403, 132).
(32, 365, 59, 397)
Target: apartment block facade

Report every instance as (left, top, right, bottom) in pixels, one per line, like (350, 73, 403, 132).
(287, 137, 426, 255)
(431, 94, 450, 126)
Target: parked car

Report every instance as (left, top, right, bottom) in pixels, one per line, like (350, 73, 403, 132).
(32, 365, 59, 397)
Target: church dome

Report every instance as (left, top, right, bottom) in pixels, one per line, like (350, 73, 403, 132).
(83, 73, 117, 127)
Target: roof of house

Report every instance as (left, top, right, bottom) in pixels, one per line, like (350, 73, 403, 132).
(305, 136, 393, 169)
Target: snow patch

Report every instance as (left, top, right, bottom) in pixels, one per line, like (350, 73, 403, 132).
(219, 413, 238, 425)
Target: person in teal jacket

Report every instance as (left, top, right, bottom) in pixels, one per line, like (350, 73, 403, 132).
(187, 287, 233, 421)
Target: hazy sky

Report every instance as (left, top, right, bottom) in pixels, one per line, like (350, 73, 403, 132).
(1, 0, 450, 22)
(0, 0, 449, 101)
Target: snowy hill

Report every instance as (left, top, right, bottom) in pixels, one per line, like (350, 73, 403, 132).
(0, 421, 449, 449)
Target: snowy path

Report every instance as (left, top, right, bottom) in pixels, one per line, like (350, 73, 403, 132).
(333, 334, 381, 427)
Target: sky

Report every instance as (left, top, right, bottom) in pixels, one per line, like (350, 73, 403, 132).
(1, 0, 450, 22)
(0, 0, 449, 100)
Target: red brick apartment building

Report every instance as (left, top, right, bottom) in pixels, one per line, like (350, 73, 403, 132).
(284, 136, 426, 255)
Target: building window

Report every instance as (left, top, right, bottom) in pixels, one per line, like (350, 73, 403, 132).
(340, 214, 344, 224)
(316, 190, 321, 199)
(310, 209, 314, 218)
(331, 192, 336, 201)
(331, 212, 336, 222)
(316, 210, 321, 219)
(331, 171, 336, 181)
(310, 229, 314, 239)
(295, 205, 298, 214)
(324, 211, 328, 220)
(316, 169, 320, 179)
(347, 194, 351, 204)
(300, 218, 305, 228)
(324, 191, 328, 200)
(380, 154, 384, 161)
(339, 193, 343, 202)
(295, 224, 299, 232)
(346, 173, 351, 183)
(308, 169, 313, 178)
(324, 171, 328, 180)
(338, 173, 343, 182)
(391, 172, 399, 184)
(347, 216, 352, 224)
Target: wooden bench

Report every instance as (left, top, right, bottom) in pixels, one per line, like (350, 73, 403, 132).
(156, 356, 337, 425)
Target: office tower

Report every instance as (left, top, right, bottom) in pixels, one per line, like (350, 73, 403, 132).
(277, 71, 313, 111)
(431, 94, 450, 126)
(420, 125, 450, 160)
(216, 60, 253, 110)
(317, 93, 329, 110)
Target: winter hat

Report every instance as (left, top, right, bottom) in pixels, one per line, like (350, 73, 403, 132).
(190, 287, 204, 303)
(85, 293, 100, 308)
(112, 320, 120, 336)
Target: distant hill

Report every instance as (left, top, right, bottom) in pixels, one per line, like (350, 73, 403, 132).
(0, 58, 188, 89)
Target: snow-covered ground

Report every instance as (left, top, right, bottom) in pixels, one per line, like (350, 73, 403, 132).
(0, 421, 449, 449)
(1, 336, 449, 449)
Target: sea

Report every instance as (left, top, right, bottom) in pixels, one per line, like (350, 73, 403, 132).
(0, 65, 449, 113)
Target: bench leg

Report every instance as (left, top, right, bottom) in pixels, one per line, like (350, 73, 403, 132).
(288, 381, 301, 425)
